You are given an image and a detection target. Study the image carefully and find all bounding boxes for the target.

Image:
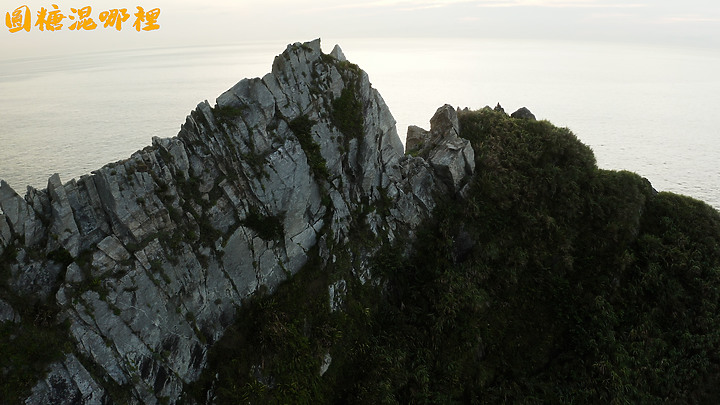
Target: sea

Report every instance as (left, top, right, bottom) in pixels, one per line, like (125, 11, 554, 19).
(1, 38, 719, 209)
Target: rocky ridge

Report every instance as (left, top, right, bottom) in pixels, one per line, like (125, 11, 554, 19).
(0, 39, 475, 403)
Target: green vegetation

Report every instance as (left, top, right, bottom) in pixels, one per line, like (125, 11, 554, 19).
(242, 206, 285, 242)
(46, 247, 74, 267)
(173, 175, 222, 250)
(186, 189, 386, 404)
(187, 107, 720, 403)
(0, 317, 70, 403)
(288, 115, 330, 181)
(1, 246, 70, 404)
(212, 104, 246, 125)
(189, 254, 331, 403)
(331, 86, 364, 140)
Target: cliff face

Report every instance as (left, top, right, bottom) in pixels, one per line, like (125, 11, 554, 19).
(0, 39, 474, 403)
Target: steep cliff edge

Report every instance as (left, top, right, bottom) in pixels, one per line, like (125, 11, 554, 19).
(0, 39, 473, 403)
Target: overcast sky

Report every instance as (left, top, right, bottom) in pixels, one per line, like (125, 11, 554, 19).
(3, 0, 719, 59)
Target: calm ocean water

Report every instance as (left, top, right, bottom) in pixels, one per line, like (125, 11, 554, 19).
(1, 38, 719, 208)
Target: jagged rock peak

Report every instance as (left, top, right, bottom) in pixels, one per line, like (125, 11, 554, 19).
(3, 39, 478, 404)
(511, 106, 536, 120)
(330, 44, 347, 61)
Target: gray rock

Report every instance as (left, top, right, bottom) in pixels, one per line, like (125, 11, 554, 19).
(11, 39, 479, 404)
(0, 179, 44, 246)
(96, 235, 130, 262)
(0, 210, 11, 256)
(428, 139, 475, 191)
(430, 104, 460, 139)
(61, 177, 110, 252)
(0, 297, 21, 323)
(320, 352, 332, 376)
(11, 260, 64, 300)
(405, 125, 431, 153)
(511, 106, 536, 120)
(403, 105, 475, 191)
(63, 354, 107, 404)
(64, 263, 85, 284)
(25, 354, 106, 405)
(433, 105, 474, 187)
(330, 44, 347, 61)
(328, 279, 347, 312)
(47, 173, 82, 257)
(26, 362, 84, 405)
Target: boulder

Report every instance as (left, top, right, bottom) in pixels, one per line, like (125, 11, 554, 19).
(428, 137, 475, 191)
(511, 106, 536, 120)
(430, 104, 460, 139)
(406, 125, 431, 153)
(403, 105, 475, 191)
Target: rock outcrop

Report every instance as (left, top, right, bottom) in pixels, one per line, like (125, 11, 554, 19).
(405, 105, 475, 192)
(511, 106, 536, 120)
(0, 39, 475, 404)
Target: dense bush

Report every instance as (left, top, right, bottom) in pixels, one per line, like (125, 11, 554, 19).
(331, 86, 364, 140)
(0, 248, 69, 405)
(188, 108, 720, 404)
(289, 115, 330, 181)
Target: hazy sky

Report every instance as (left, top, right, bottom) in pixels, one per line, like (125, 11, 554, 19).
(3, 0, 719, 58)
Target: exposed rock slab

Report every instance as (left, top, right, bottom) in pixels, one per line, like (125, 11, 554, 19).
(25, 354, 107, 405)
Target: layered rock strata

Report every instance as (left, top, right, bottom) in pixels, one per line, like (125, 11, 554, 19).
(0, 39, 474, 404)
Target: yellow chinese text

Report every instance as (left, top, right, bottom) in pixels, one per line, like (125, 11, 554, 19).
(35, 4, 65, 31)
(68, 6, 96, 31)
(5, 5, 31, 33)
